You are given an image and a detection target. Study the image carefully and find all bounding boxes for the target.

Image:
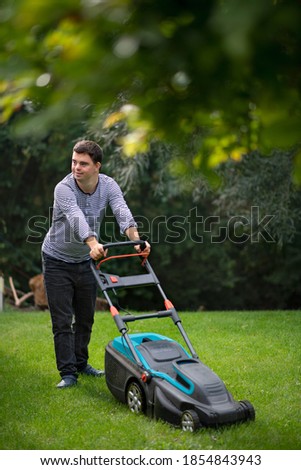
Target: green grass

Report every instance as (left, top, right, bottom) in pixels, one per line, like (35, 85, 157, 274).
(0, 309, 300, 450)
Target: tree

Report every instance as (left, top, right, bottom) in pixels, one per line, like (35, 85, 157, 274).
(0, 112, 86, 289)
(94, 122, 301, 310)
(1, 111, 301, 309)
(1, 0, 301, 181)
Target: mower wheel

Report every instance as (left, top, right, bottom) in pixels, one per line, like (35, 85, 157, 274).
(126, 381, 145, 414)
(240, 400, 255, 421)
(181, 410, 200, 432)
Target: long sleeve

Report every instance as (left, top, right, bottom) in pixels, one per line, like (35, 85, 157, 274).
(54, 183, 97, 242)
(107, 179, 137, 234)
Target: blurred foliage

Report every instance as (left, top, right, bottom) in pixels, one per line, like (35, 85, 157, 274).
(0, 0, 301, 182)
(1, 116, 301, 310)
(214, 149, 301, 246)
(0, 112, 86, 288)
(92, 121, 301, 310)
(1, 0, 301, 308)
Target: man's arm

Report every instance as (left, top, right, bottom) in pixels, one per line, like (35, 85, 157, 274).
(125, 227, 151, 254)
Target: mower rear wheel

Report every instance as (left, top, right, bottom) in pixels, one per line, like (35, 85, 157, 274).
(126, 381, 145, 414)
(181, 410, 200, 432)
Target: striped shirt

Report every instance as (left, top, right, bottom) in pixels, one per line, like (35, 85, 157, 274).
(42, 173, 137, 263)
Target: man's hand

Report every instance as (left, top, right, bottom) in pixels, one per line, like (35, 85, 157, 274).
(89, 243, 108, 260)
(125, 227, 151, 256)
(134, 240, 151, 255)
(85, 237, 107, 260)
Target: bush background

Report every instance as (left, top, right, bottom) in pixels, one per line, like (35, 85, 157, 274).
(1, 122, 301, 311)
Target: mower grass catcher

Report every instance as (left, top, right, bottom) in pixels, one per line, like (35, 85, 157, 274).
(91, 241, 255, 432)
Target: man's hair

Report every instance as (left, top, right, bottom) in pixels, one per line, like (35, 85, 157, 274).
(73, 140, 103, 164)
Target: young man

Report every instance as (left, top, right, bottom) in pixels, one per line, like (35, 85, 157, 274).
(42, 140, 150, 388)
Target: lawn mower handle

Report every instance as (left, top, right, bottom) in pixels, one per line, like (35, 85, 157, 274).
(102, 240, 147, 251)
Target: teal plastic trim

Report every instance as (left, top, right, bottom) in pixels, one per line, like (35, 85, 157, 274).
(111, 333, 195, 395)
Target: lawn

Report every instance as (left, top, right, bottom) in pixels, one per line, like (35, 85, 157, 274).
(0, 308, 300, 450)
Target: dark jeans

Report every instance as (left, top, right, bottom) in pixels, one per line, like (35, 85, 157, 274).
(42, 253, 97, 378)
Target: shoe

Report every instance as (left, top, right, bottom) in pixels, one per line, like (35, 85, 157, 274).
(79, 364, 105, 377)
(56, 375, 77, 389)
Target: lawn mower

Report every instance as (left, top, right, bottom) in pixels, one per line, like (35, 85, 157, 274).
(91, 241, 255, 432)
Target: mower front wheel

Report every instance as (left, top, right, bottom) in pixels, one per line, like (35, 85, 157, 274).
(240, 400, 255, 421)
(181, 410, 200, 432)
(126, 381, 145, 414)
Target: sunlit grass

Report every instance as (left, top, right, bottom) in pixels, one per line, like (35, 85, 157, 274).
(0, 309, 300, 450)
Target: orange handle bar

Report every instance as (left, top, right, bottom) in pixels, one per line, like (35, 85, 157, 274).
(96, 252, 148, 270)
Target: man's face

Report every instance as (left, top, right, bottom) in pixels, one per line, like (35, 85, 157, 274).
(71, 151, 100, 183)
